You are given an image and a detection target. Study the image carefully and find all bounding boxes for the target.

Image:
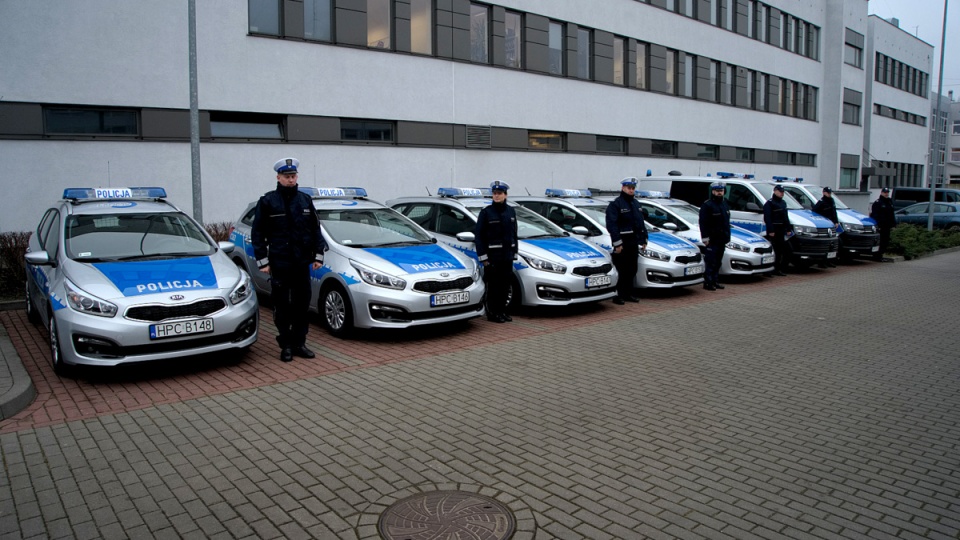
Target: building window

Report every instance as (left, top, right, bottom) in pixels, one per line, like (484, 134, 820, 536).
(696, 144, 719, 159)
(708, 60, 719, 102)
(576, 28, 591, 80)
(410, 0, 432, 55)
(842, 103, 861, 125)
(613, 37, 624, 85)
(636, 42, 648, 90)
(951, 148, 960, 162)
(806, 86, 818, 120)
(548, 21, 564, 75)
(683, 55, 695, 98)
(665, 49, 677, 95)
(953, 120, 960, 135)
(651, 140, 677, 156)
(469, 3, 489, 63)
(724, 0, 735, 31)
(757, 73, 768, 111)
(304, 0, 332, 41)
(722, 64, 733, 105)
(745, 70, 755, 109)
(840, 167, 858, 189)
(597, 136, 626, 154)
(249, 0, 280, 35)
(341, 120, 394, 142)
(777, 151, 793, 164)
(529, 131, 564, 151)
(796, 153, 816, 166)
(368, 0, 391, 49)
(210, 112, 282, 139)
(504, 10, 522, 68)
(44, 107, 139, 136)
(844, 43, 862, 68)
(736, 148, 754, 161)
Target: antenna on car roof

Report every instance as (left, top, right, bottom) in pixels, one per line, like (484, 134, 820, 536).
(525, 187, 531, 195)
(425, 187, 432, 196)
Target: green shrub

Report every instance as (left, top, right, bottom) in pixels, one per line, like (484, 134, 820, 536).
(0, 231, 31, 299)
(889, 224, 960, 260)
(204, 221, 233, 243)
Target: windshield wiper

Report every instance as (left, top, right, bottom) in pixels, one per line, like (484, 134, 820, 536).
(373, 240, 430, 247)
(524, 233, 562, 239)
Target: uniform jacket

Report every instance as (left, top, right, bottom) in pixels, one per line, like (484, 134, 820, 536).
(251, 184, 327, 269)
(605, 192, 648, 248)
(813, 197, 839, 225)
(699, 197, 731, 245)
(475, 202, 518, 263)
(763, 196, 791, 234)
(870, 197, 896, 229)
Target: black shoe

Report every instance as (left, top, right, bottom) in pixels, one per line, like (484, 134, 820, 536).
(280, 348, 293, 362)
(715, 283, 725, 289)
(773, 270, 787, 276)
(502, 314, 513, 322)
(881, 257, 895, 263)
(487, 315, 506, 323)
(625, 296, 640, 303)
(292, 345, 315, 359)
(612, 297, 625, 305)
(703, 283, 716, 291)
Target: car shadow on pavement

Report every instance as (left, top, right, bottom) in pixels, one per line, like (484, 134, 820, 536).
(68, 350, 243, 384)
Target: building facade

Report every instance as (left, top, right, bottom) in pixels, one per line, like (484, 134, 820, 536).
(929, 91, 960, 186)
(0, 0, 934, 229)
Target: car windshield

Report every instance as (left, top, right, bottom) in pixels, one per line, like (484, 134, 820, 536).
(829, 193, 849, 209)
(752, 183, 803, 209)
(462, 202, 567, 239)
(317, 207, 433, 247)
(66, 212, 214, 261)
(572, 203, 607, 225)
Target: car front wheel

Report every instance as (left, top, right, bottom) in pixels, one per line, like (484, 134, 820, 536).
(25, 281, 41, 324)
(320, 285, 354, 338)
(48, 313, 72, 377)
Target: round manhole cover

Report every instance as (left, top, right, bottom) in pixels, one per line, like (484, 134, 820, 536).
(378, 490, 516, 540)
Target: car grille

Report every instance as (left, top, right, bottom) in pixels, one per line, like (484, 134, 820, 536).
(753, 246, 773, 254)
(815, 228, 837, 237)
(413, 277, 474, 293)
(125, 299, 227, 322)
(572, 263, 613, 277)
(674, 253, 702, 264)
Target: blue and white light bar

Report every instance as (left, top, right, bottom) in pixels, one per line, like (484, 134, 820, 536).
(772, 176, 804, 183)
(299, 186, 368, 198)
(636, 190, 670, 199)
(716, 172, 755, 179)
(63, 187, 167, 200)
(545, 188, 592, 198)
(438, 187, 491, 198)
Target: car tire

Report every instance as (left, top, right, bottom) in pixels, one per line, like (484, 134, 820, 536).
(320, 284, 354, 338)
(48, 312, 73, 377)
(25, 281, 41, 324)
(506, 275, 522, 310)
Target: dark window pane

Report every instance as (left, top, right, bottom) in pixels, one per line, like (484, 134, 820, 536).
(528, 132, 564, 151)
(651, 140, 676, 156)
(341, 120, 394, 142)
(209, 112, 282, 139)
(249, 0, 280, 35)
(44, 108, 138, 135)
(597, 136, 625, 154)
(304, 0, 332, 41)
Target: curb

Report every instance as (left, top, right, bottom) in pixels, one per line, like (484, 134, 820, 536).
(0, 324, 36, 421)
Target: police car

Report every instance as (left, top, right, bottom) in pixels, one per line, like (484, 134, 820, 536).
(24, 188, 259, 375)
(512, 189, 705, 288)
(386, 188, 618, 307)
(772, 177, 880, 259)
(230, 187, 484, 337)
(632, 191, 775, 276)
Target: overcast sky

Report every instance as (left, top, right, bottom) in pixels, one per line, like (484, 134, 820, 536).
(867, 0, 959, 99)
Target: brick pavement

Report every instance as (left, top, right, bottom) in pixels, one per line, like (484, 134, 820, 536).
(1, 255, 959, 539)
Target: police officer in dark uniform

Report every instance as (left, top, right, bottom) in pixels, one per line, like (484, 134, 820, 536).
(812, 186, 839, 267)
(605, 177, 648, 304)
(251, 157, 328, 362)
(475, 180, 518, 323)
(763, 184, 791, 276)
(870, 186, 896, 262)
(699, 181, 731, 291)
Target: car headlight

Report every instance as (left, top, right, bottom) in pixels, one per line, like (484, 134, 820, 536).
(641, 248, 671, 261)
(472, 261, 481, 282)
(843, 222, 863, 232)
(866, 224, 877, 233)
(793, 225, 816, 236)
(351, 261, 406, 290)
(229, 270, 253, 305)
(521, 254, 566, 274)
(64, 280, 117, 317)
(725, 242, 750, 252)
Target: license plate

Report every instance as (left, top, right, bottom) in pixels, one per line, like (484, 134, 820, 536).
(827, 252, 837, 259)
(150, 318, 214, 340)
(431, 291, 469, 307)
(761, 255, 775, 265)
(585, 275, 612, 288)
(685, 264, 705, 276)
(871, 246, 879, 252)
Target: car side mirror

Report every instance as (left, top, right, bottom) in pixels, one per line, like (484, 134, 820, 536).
(25, 251, 55, 267)
(218, 241, 236, 254)
(456, 232, 476, 243)
(745, 202, 761, 212)
(661, 222, 678, 231)
(571, 225, 590, 235)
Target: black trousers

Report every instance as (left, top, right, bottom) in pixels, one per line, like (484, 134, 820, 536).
(876, 226, 891, 259)
(483, 261, 513, 317)
(270, 264, 312, 349)
(704, 244, 725, 285)
(770, 232, 789, 271)
(612, 241, 639, 299)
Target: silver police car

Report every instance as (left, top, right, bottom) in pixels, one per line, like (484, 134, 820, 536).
(387, 188, 618, 307)
(230, 187, 484, 337)
(24, 187, 259, 375)
(513, 189, 705, 289)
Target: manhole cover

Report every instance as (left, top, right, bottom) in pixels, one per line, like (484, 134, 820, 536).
(378, 490, 516, 540)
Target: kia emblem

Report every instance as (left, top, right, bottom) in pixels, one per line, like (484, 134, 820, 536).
(170, 294, 185, 301)
(440, 272, 450, 277)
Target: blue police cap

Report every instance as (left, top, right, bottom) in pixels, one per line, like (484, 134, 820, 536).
(773, 184, 785, 193)
(621, 177, 638, 187)
(822, 186, 832, 193)
(490, 180, 510, 192)
(710, 182, 725, 190)
(274, 157, 300, 174)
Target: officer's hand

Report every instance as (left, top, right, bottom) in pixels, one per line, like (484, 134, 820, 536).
(614, 246, 622, 254)
(482, 261, 490, 267)
(703, 240, 709, 247)
(311, 261, 322, 270)
(259, 265, 270, 274)
(640, 244, 647, 250)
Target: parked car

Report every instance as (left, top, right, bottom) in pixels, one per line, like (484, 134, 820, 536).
(24, 187, 259, 375)
(895, 202, 960, 230)
(387, 187, 618, 308)
(230, 187, 484, 337)
(512, 189, 706, 288)
(891, 187, 960, 210)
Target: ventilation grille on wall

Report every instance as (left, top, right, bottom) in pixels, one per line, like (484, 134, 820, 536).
(466, 125, 492, 148)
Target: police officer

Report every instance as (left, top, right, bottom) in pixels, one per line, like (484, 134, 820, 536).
(870, 186, 896, 262)
(699, 181, 731, 291)
(475, 180, 518, 323)
(813, 186, 839, 267)
(763, 184, 791, 276)
(251, 157, 328, 362)
(605, 177, 648, 304)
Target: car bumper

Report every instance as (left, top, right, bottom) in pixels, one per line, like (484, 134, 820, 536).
(338, 280, 486, 328)
(636, 257, 704, 288)
(840, 232, 880, 255)
(516, 267, 618, 306)
(721, 249, 775, 275)
(789, 236, 839, 260)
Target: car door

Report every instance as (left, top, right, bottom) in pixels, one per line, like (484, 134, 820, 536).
(31, 209, 62, 314)
(897, 203, 929, 226)
(782, 186, 815, 210)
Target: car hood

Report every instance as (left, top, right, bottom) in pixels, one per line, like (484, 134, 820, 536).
(67, 254, 238, 301)
(789, 209, 835, 228)
(837, 209, 877, 226)
(520, 236, 608, 262)
(647, 231, 699, 255)
(349, 243, 470, 276)
(730, 227, 771, 246)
